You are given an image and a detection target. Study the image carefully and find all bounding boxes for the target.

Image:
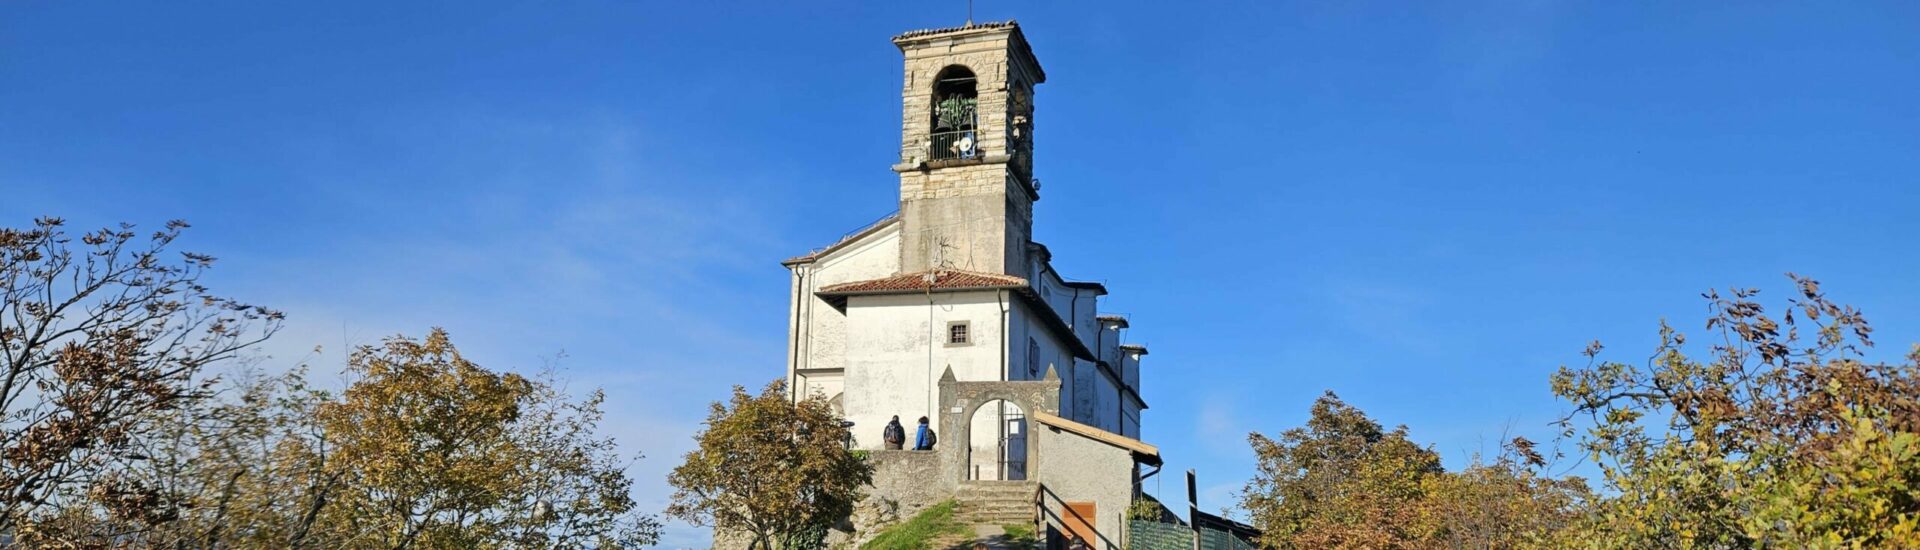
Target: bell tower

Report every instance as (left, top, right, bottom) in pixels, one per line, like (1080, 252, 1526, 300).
(891, 21, 1045, 276)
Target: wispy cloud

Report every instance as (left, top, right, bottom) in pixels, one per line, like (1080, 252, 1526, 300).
(1196, 393, 1247, 454)
(209, 109, 791, 547)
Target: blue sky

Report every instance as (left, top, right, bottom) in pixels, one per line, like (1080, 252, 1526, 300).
(4, 1, 1917, 546)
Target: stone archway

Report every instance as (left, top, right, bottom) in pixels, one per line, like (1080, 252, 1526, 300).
(936, 367, 1061, 485)
(968, 399, 1028, 480)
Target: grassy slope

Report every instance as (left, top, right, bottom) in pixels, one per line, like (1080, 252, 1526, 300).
(859, 500, 970, 550)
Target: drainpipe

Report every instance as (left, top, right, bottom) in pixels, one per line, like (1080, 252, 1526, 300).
(927, 285, 936, 422)
(998, 289, 1009, 380)
(789, 267, 804, 401)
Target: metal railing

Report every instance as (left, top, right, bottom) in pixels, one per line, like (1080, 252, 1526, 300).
(928, 129, 980, 161)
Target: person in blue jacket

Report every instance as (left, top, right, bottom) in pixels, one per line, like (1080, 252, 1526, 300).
(913, 416, 937, 450)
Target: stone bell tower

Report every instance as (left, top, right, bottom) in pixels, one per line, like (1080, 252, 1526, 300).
(891, 21, 1045, 276)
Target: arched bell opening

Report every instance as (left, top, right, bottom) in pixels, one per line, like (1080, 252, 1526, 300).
(929, 65, 979, 161)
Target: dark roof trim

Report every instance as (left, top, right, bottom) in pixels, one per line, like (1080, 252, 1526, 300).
(1097, 360, 1150, 410)
(1193, 509, 1262, 541)
(1014, 289, 1098, 363)
(1062, 281, 1108, 294)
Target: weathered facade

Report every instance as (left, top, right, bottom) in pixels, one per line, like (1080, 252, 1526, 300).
(775, 21, 1161, 549)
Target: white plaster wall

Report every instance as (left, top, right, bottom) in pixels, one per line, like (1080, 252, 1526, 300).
(1008, 304, 1071, 383)
(799, 372, 843, 402)
(1031, 269, 1105, 353)
(841, 291, 1008, 450)
(1036, 426, 1136, 550)
(1072, 291, 1099, 350)
(788, 224, 900, 378)
(1037, 272, 1070, 324)
(810, 224, 902, 286)
(1117, 354, 1142, 437)
(1096, 323, 1122, 368)
(1098, 369, 1121, 434)
(1072, 359, 1097, 424)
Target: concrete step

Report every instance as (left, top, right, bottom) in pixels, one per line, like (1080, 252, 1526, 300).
(956, 480, 1038, 525)
(959, 500, 1034, 510)
(959, 514, 1034, 523)
(959, 516, 1035, 526)
(959, 508, 1033, 515)
(960, 492, 1036, 500)
(956, 484, 1036, 492)
(960, 500, 1036, 507)
(957, 504, 1036, 516)
(959, 501, 1034, 508)
(957, 484, 1037, 498)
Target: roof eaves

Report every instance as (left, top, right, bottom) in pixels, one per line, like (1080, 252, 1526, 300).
(781, 213, 900, 267)
(1062, 280, 1108, 294)
(1013, 289, 1098, 362)
(817, 282, 1026, 298)
(1032, 410, 1160, 462)
(891, 20, 1019, 42)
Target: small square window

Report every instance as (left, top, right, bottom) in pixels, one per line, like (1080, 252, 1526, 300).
(947, 321, 970, 345)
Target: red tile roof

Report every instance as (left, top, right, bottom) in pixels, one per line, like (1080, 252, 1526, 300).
(817, 270, 1028, 295)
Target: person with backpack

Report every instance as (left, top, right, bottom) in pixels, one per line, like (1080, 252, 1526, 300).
(913, 416, 937, 450)
(882, 415, 905, 450)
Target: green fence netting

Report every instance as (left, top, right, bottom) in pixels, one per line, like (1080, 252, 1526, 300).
(1126, 520, 1256, 550)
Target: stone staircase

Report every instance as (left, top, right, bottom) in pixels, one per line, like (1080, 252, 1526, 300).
(956, 481, 1039, 525)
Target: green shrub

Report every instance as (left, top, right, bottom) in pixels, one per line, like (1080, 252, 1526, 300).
(1128, 499, 1163, 521)
(1001, 523, 1036, 542)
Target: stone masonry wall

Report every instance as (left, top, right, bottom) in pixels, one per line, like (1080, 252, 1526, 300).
(720, 450, 949, 550)
(834, 450, 949, 548)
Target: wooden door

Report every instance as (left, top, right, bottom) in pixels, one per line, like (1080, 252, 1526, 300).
(1062, 502, 1097, 548)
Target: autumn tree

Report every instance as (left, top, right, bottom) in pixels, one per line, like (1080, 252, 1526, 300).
(1240, 392, 1443, 548)
(313, 329, 658, 548)
(1412, 438, 1592, 549)
(1553, 274, 1920, 547)
(1240, 393, 1590, 550)
(0, 217, 281, 535)
(34, 330, 661, 549)
(667, 379, 872, 550)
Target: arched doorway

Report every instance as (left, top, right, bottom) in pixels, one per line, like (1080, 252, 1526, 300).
(967, 399, 1028, 480)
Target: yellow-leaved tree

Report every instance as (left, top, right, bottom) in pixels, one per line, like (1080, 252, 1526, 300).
(1240, 392, 1443, 548)
(667, 379, 872, 550)
(31, 329, 660, 549)
(1553, 274, 1920, 548)
(1239, 393, 1590, 549)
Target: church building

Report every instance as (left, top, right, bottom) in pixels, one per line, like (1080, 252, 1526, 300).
(775, 21, 1161, 548)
